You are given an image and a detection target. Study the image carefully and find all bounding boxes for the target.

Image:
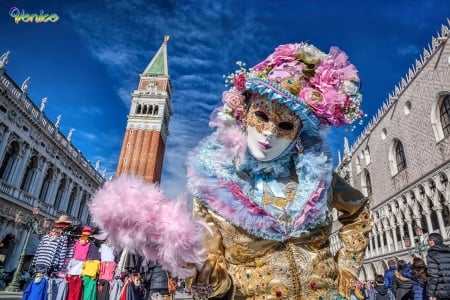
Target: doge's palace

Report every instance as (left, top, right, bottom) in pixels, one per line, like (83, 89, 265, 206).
(334, 19, 450, 280)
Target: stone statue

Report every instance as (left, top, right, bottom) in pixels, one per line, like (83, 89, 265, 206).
(67, 128, 75, 141)
(0, 51, 10, 69)
(95, 160, 100, 171)
(40, 97, 47, 112)
(55, 115, 61, 128)
(21, 77, 30, 93)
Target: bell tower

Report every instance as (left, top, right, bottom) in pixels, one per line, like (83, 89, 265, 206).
(116, 36, 172, 183)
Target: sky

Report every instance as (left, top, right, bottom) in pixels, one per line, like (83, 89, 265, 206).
(0, 0, 448, 199)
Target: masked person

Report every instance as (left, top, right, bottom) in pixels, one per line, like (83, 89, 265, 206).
(185, 42, 371, 300)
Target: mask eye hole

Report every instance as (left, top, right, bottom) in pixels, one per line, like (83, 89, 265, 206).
(254, 111, 269, 122)
(278, 122, 294, 130)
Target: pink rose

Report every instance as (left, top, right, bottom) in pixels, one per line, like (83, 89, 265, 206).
(311, 64, 342, 89)
(233, 74, 246, 91)
(273, 43, 303, 61)
(233, 105, 245, 119)
(299, 87, 327, 115)
(325, 104, 345, 126)
(222, 89, 244, 109)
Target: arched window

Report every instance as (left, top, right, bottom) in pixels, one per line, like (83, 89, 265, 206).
(365, 171, 372, 196)
(78, 193, 87, 220)
(361, 169, 372, 197)
(66, 186, 77, 216)
(142, 105, 148, 114)
(148, 105, 153, 115)
(0, 141, 20, 183)
(54, 177, 67, 210)
(20, 155, 38, 194)
(153, 105, 159, 115)
(39, 167, 54, 203)
(364, 146, 371, 165)
(135, 104, 142, 114)
(356, 157, 361, 174)
(440, 94, 450, 138)
(395, 140, 407, 172)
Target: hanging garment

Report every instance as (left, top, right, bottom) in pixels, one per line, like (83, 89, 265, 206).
(73, 241, 91, 261)
(47, 277, 68, 300)
(23, 276, 48, 300)
(96, 279, 110, 300)
(87, 242, 101, 261)
(82, 275, 97, 300)
(67, 275, 82, 300)
(67, 259, 85, 276)
(126, 282, 145, 300)
(109, 277, 123, 300)
(99, 261, 116, 282)
(98, 244, 115, 262)
(81, 260, 100, 278)
(32, 234, 68, 273)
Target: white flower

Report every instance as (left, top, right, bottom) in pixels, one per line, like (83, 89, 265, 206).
(341, 80, 359, 95)
(301, 44, 324, 64)
(216, 109, 236, 125)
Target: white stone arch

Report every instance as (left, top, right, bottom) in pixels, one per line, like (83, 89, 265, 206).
(430, 91, 450, 142)
(358, 264, 368, 281)
(388, 138, 407, 176)
(356, 156, 361, 174)
(360, 168, 372, 197)
(364, 145, 371, 165)
(364, 262, 377, 281)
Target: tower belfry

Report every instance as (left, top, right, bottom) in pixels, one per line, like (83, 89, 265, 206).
(116, 36, 172, 183)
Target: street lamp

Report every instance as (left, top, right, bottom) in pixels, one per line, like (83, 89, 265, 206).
(402, 226, 427, 258)
(5, 207, 50, 292)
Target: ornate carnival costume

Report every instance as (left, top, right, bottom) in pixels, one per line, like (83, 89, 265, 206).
(186, 43, 371, 299)
(90, 42, 372, 300)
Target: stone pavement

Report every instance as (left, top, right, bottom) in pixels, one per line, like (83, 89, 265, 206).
(0, 291, 193, 299)
(0, 291, 21, 299)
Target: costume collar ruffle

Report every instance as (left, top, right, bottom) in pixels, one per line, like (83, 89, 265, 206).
(187, 129, 333, 241)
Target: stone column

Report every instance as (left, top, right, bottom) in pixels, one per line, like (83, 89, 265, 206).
(373, 228, 380, 256)
(31, 159, 48, 197)
(383, 218, 392, 253)
(369, 233, 374, 258)
(397, 220, 406, 249)
(61, 181, 74, 212)
(12, 145, 31, 187)
(0, 129, 11, 162)
(47, 172, 62, 206)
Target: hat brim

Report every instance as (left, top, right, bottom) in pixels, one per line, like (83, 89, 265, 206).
(245, 77, 320, 137)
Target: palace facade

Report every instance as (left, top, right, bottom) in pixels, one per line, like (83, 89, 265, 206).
(333, 19, 450, 280)
(0, 52, 104, 272)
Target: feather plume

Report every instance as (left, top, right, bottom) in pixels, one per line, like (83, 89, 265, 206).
(217, 125, 247, 162)
(89, 174, 206, 277)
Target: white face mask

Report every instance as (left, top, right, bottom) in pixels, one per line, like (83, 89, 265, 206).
(246, 126, 295, 161)
(245, 95, 301, 161)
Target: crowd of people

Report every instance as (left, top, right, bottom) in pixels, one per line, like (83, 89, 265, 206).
(358, 232, 450, 300)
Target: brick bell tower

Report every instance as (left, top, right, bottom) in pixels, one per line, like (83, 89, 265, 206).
(116, 36, 172, 183)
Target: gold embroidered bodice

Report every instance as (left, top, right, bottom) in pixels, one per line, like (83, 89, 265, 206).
(188, 174, 371, 300)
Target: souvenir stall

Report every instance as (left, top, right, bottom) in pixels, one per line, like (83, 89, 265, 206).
(23, 215, 122, 300)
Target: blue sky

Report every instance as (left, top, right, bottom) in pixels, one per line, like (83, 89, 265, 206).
(0, 0, 448, 199)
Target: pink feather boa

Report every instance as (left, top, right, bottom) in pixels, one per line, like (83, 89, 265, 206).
(89, 174, 206, 277)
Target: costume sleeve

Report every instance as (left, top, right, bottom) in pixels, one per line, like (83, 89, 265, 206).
(186, 198, 232, 298)
(331, 173, 372, 299)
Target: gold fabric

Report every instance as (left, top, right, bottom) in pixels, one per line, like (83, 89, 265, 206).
(189, 173, 371, 299)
